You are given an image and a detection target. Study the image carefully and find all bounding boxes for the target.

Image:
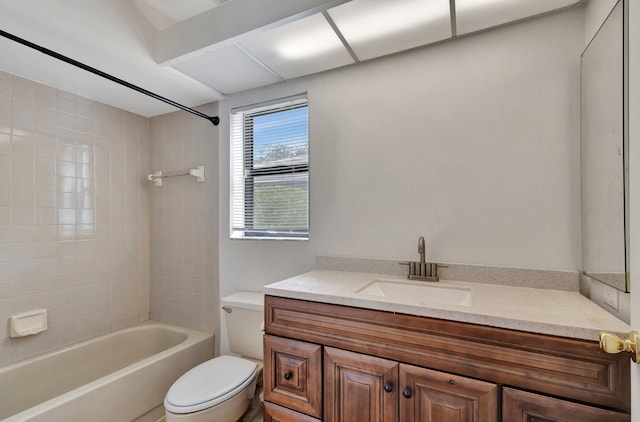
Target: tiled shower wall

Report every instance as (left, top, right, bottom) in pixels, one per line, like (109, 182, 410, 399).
(149, 104, 219, 335)
(0, 71, 151, 366)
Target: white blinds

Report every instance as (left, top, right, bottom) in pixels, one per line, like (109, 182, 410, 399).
(230, 94, 309, 239)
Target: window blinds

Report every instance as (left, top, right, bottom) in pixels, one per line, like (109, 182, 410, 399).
(230, 94, 309, 239)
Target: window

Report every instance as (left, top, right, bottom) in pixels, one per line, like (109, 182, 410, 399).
(230, 94, 309, 240)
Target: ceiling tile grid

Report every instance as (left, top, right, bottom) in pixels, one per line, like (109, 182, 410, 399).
(238, 13, 355, 80)
(0, 0, 584, 116)
(327, 0, 452, 61)
(172, 44, 282, 95)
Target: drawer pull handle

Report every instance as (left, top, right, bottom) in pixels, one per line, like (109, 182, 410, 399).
(383, 383, 392, 393)
(402, 388, 412, 399)
(284, 371, 292, 381)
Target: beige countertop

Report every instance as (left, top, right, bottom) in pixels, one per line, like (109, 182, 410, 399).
(263, 269, 631, 341)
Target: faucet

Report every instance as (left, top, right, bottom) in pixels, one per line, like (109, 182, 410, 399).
(400, 235, 447, 282)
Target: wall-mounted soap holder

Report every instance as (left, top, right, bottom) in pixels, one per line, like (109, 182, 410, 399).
(9, 309, 48, 338)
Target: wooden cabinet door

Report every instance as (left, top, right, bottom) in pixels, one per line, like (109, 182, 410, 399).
(503, 388, 630, 422)
(399, 364, 497, 422)
(324, 346, 399, 422)
(264, 335, 323, 418)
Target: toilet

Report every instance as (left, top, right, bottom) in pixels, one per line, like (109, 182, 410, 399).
(164, 291, 264, 422)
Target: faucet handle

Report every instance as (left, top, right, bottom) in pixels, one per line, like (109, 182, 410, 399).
(400, 261, 434, 280)
(430, 263, 448, 279)
(399, 261, 419, 277)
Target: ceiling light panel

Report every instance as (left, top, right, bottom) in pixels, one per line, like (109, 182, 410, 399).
(455, 0, 581, 35)
(172, 44, 281, 95)
(239, 13, 355, 80)
(327, 0, 452, 61)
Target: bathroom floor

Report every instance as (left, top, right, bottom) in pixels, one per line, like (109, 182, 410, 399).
(240, 387, 263, 422)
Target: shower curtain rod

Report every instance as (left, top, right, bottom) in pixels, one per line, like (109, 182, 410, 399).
(0, 29, 220, 126)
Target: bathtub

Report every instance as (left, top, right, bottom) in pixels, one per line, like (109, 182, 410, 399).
(0, 322, 214, 422)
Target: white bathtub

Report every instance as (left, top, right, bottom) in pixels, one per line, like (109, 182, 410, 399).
(0, 322, 214, 422)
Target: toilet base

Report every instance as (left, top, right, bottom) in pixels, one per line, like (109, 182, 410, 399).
(165, 377, 257, 422)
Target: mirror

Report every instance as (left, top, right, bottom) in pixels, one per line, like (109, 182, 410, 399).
(580, 0, 629, 292)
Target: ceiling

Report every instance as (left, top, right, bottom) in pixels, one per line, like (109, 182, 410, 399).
(0, 0, 581, 117)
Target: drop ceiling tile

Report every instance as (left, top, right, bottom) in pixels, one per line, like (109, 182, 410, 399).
(455, 0, 581, 35)
(239, 13, 354, 80)
(328, 0, 452, 61)
(172, 44, 281, 95)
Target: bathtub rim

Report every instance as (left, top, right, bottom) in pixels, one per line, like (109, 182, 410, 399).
(0, 321, 213, 422)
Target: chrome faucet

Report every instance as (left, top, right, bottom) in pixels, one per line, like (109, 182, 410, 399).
(400, 235, 447, 282)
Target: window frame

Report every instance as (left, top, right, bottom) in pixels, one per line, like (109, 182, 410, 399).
(230, 94, 309, 240)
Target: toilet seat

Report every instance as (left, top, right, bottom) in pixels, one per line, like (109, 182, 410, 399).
(164, 355, 258, 414)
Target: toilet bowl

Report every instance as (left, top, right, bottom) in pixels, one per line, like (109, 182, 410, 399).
(164, 355, 259, 421)
(164, 291, 264, 422)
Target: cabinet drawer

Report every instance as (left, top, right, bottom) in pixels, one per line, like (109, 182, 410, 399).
(264, 402, 321, 422)
(503, 387, 630, 422)
(264, 334, 322, 418)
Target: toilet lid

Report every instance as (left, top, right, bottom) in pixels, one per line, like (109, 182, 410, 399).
(164, 355, 258, 414)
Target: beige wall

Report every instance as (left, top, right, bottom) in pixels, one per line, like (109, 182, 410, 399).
(0, 72, 150, 366)
(148, 104, 220, 336)
(219, 7, 585, 299)
(584, 0, 620, 47)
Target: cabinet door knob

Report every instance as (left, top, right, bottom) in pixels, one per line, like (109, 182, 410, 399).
(383, 383, 392, 393)
(600, 331, 640, 362)
(402, 388, 412, 399)
(284, 371, 292, 380)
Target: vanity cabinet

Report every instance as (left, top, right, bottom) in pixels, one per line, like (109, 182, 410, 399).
(263, 295, 631, 421)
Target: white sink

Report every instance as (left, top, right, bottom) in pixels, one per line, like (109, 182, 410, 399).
(356, 280, 472, 307)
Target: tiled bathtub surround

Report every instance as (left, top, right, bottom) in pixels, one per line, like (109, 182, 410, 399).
(316, 256, 579, 291)
(0, 71, 151, 366)
(149, 104, 219, 335)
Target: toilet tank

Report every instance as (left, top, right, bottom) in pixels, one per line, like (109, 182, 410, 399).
(221, 291, 264, 361)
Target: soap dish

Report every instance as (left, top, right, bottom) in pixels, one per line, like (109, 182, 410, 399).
(9, 309, 48, 338)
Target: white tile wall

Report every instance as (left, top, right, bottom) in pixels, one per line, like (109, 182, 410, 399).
(149, 104, 219, 335)
(0, 71, 151, 366)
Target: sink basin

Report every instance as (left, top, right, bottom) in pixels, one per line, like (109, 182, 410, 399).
(356, 280, 472, 307)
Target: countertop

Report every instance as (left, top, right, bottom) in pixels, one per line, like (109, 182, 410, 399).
(263, 270, 631, 341)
